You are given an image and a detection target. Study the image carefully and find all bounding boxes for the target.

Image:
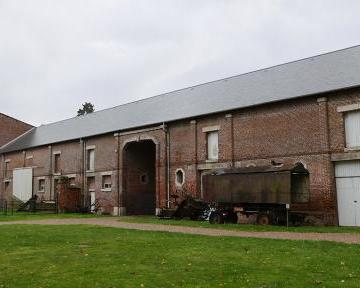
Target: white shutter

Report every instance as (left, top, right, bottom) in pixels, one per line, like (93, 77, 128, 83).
(207, 131, 219, 160)
(13, 168, 33, 201)
(345, 111, 360, 148)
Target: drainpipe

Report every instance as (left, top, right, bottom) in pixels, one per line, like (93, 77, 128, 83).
(79, 139, 84, 207)
(80, 139, 86, 208)
(48, 145, 52, 201)
(162, 122, 170, 208)
(114, 133, 120, 216)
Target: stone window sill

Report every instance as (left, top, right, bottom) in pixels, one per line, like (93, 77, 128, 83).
(101, 188, 112, 192)
(205, 159, 218, 163)
(344, 147, 360, 152)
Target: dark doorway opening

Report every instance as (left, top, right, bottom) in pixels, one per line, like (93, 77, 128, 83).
(123, 140, 156, 215)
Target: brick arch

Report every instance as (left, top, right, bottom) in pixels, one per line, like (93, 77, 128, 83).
(121, 135, 160, 150)
(120, 136, 160, 215)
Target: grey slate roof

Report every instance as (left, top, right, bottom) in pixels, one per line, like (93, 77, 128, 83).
(2, 45, 360, 153)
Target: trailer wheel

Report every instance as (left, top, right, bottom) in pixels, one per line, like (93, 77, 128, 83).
(257, 214, 271, 225)
(209, 212, 224, 224)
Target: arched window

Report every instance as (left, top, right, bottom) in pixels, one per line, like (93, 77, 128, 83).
(175, 169, 185, 186)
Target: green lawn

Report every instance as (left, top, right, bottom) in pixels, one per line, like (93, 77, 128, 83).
(118, 216, 360, 234)
(0, 212, 105, 222)
(0, 225, 359, 287)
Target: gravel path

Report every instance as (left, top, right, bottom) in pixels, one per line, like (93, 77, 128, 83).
(1, 218, 360, 244)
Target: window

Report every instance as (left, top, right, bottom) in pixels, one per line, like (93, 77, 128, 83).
(69, 177, 76, 187)
(38, 179, 45, 192)
(54, 153, 61, 173)
(86, 149, 95, 171)
(175, 169, 184, 186)
(344, 110, 360, 148)
(87, 176, 95, 191)
(25, 156, 33, 167)
(207, 131, 219, 160)
(4, 161, 10, 178)
(102, 175, 112, 190)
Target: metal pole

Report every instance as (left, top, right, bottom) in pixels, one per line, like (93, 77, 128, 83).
(286, 203, 290, 228)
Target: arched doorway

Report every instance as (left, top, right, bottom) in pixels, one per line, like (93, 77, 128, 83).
(123, 140, 156, 215)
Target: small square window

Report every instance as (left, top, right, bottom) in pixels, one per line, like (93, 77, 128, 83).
(102, 175, 112, 190)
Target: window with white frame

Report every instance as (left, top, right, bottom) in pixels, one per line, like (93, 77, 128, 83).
(175, 169, 184, 186)
(102, 175, 112, 190)
(86, 149, 95, 171)
(344, 110, 360, 148)
(207, 131, 219, 160)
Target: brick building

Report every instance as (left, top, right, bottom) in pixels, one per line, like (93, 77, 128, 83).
(0, 113, 32, 147)
(1, 46, 360, 225)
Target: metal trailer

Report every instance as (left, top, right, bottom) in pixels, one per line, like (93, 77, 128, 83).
(202, 163, 310, 225)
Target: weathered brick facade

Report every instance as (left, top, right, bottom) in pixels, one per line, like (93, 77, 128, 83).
(0, 113, 32, 147)
(1, 88, 360, 224)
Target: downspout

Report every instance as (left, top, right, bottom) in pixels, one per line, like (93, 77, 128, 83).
(1, 154, 4, 200)
(48, 145, 52, 201)
(79, 139, 84, 207)
(162, 122, 170, 208)
(115, 133, 120, 216)
(81, 139, 86, 207)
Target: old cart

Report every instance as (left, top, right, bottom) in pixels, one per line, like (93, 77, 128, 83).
(202, 163, 310, 225)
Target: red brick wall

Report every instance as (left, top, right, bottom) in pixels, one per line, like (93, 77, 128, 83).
(2, 88, 360, 223)
(0, 113, 32, 147)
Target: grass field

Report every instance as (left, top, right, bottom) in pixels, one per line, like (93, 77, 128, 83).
(0, 212, 105, 222)
(118, 216, 360, 234)
(0, 225, 359, 288)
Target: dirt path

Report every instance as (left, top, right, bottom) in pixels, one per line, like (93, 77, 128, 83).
(1, 218, 360, 244)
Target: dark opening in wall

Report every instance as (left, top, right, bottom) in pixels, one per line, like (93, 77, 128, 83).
(176, 169, 184, 186)
(140, 173, 149, 184)
(123, 140, 156, 215)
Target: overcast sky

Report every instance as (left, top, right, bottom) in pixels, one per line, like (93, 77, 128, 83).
(1, 0, 360, 126)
